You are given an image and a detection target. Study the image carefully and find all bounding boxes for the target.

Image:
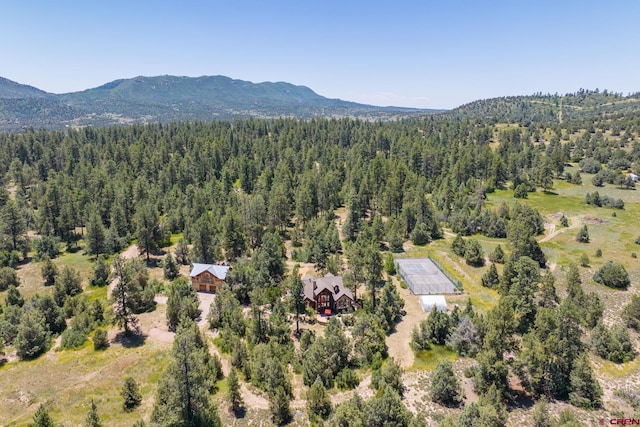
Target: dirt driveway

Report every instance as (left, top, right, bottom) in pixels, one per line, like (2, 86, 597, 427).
(386, 277, 429, 368)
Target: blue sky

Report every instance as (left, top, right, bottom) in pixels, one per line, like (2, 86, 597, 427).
(2, 0, 639, 109)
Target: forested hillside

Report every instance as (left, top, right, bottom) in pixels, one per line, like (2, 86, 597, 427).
(449, 89, 640, 125)
(0, 95, 640, 425)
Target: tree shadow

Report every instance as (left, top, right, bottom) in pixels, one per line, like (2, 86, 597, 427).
(17, 256, 32, 267)
(113, 331, 147, 348)
(508, 389, 535, 410)
(231, 407, 246, 418)
(145, 258, 161, 268)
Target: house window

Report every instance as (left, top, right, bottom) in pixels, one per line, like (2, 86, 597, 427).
(318, 293, 331, 308)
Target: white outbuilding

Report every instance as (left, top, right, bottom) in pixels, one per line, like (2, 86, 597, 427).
(419, 295, 448, 312)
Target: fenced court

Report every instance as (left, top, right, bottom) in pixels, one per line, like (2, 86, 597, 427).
(395, 258, 459, 294)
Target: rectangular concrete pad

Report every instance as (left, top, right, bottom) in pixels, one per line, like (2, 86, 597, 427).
(395, 258, 457, 295)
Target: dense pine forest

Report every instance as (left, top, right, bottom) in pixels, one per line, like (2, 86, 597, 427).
(1, 91, 640, 426)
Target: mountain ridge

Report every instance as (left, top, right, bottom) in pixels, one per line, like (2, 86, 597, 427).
(0, 75, 439, 131)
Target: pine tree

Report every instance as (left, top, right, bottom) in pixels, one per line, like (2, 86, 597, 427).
(175, 237, 190, 265)
(489, 244, 505, 263)
(41, 257, 58, 287)
(227, 368, 244, 414)
(15, 307, 48, 359)
(366, 386, 412, 427)
(452, 234, 466, 257)
(151, 321, 222, 426)
(464, 239, 485, 266)
(135, 203, 160, 262)
(481, 263, 500, 288)
(576, 225, 590, 243)
(569, 354, 602, 409)
(84, 399, 102, 427)
(532, 397, 555, 427)
(306, 377, 332, 420)
(121, 377, 142, 411)
(85, 211, 106, 258)
(90, 255, 110, 286)
(29, 404, 54, 427)
(430, 360, 462, 407)
(165, 277, 200, 331)
(163, 251, 180, 281)
(1, 199, 26, 252)
(287, 265, 305, 335)
(269, 386, 292, 426)
(110, 257, 139, 334)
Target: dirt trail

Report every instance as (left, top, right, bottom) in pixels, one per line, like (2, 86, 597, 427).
(538, 221, 578, 243)
(385, 278, 428, 368)
(107, 243, 140, 299)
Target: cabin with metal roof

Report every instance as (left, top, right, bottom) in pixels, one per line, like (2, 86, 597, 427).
(190, 263, 230, 293)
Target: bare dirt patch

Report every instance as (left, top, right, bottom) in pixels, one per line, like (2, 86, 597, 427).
(583, 216, 608, 225)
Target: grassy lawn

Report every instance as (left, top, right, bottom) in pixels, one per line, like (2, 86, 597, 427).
(412, 345, 457, 371)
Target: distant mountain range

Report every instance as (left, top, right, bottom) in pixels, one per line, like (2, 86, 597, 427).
(0, 75, 440, 132)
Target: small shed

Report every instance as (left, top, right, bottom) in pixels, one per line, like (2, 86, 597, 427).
(419, 295, 448, 312)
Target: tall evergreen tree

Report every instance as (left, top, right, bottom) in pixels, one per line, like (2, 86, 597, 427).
(84, 399, 103, 427)
(110, 257, 139, 334)
(227, 367, 244, 415)
(569, 354, 602, 409)
(287, 265, 306, 335)
(85, 210, 106, 258)
(135, 203, 160, 262)
(1, 199, 27, 252)
(151, 321, 222, 426)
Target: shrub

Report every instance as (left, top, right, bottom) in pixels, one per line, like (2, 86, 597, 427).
(451, 234, 466, 257)
(93, 328, 109, 350)
(464, 239, 485, 267)
(411, 222, 430, 245)
(592, 173, 605, 187)
(61, 328, 87, 349)
(0, 250, 21, 268)
(580, 253, 590, 267)
(513, 183, 528, 198)
(335, 368, 360, 390)
(580, 158, 601, 174)
(0, 267, 20, 291)
(622, 296, 640, 330)
(33, 236, 61, 260)
(593, 261, 630, 289)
